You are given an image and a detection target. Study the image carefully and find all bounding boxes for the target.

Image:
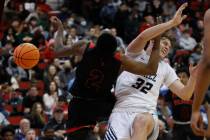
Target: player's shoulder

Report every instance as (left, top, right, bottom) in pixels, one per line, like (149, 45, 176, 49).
(159, 60, 172, 68)
(158, 61, 175, 75)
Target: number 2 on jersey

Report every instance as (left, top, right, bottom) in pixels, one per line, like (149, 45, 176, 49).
(132, 78, 153, 94)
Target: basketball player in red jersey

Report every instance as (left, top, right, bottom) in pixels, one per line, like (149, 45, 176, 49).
(191, 9, 210, 137)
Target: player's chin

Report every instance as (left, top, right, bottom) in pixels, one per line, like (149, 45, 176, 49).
(160, 53, 165, 59)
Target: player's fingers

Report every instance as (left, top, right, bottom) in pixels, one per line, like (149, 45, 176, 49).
(179, 3, 188, 12)
(182, 15, 187, 21)
(191, 122, 204, 136)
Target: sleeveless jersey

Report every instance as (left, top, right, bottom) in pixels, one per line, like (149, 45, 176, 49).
(113, 50, 179, 114)
(70, 47, 121, 100)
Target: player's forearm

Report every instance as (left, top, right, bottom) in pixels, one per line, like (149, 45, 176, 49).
(121, 55, 156, 75)
(54, 25, 64, 52)
(54, 40, 87, 58)
(193, 59, 210, 111)
(145, 36, 161, 73)
(180, 76, 196, 100)
(122, 37, 160, 75)
(127, 20, 175, 53)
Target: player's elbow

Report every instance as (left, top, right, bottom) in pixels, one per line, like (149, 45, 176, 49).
(183, 95, 192, 101)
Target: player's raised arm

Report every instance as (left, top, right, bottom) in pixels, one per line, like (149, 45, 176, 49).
(51, 16, 87, 58)
(127, 3, 188, 53)
(120, 35, 161, 75)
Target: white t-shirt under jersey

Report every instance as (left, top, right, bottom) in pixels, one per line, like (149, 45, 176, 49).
(113, 50, 178, 114)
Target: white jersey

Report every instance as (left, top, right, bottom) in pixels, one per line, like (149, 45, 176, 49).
(113, 50, 178, 114)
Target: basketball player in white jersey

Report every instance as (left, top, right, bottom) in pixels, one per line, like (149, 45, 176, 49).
(104, 3, 198, 140)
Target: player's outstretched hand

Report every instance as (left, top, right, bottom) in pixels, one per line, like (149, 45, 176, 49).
(50, 16, 63, 28)
(171, 3, 188, 26)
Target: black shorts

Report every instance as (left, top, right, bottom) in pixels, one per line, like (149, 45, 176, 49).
(67, 97, 115, 128)
(172, 124, 203, 140)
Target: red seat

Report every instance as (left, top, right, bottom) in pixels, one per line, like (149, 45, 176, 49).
(36, 80, 45, 92)
(8, 115, 23, 126)
(19, 81, 31, 90)
(4, 104, 13, 113)
(15, 104, 23, 112)
(37, 62, 48, 70)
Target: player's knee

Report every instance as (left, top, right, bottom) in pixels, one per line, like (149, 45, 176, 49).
(132, 114, 152, 130)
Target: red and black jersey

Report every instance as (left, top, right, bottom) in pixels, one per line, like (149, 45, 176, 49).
(70, 45, 121, 101)
(165, 91, 193, 122)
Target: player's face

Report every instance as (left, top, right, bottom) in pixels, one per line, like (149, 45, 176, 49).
(160, 39, 171, 58)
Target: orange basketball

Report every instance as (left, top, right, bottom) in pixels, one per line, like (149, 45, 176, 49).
(13, 43, 40, 69)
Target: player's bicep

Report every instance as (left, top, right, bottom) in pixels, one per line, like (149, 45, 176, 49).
(126, 39, 147, 54)
(122, 60, 155, 75)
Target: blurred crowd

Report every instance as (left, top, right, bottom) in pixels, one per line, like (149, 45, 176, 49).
(0, 0, 210, 140)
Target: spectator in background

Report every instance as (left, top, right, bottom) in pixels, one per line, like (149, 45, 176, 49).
(46, 0, 64, 10)
(114, 2, 130, 40)
(110, 27, 125, 52)
(26, 102, 46, 129)
(43, 64, 58, 91)
(58, 60, 75, 89)
(16, 22, 33, 44)
(0, 65, 11, 87)
(15, 118, 31, 140)
(66, 26, 80, 45)
(6, 57, 28, 82)
(162, 0, 176, 20)
(2, 26, 16, 46)
(189, 43, 203, 65)
(192, 19, 204, 43)
(0, 125, 15, 140)
(77, 17, 89, 37)
(24, 129, 38, 140)
(42, 105, 67, 140)
(179, 29, 197, 51)
(9, 89, 22, 106)
(100, 0, 117, 27)
(22, 85, 43, 114)
(43, 81, 59, 116)
(0, 112, 10, 126)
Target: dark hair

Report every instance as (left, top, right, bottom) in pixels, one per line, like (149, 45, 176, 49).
(176, 67, 190, 77)
(48, 80, 58, 94)
(0, 125, 15, 137)
(95, 33, 117, 55)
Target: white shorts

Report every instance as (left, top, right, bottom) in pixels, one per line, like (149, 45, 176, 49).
(104, 112, 159, 140)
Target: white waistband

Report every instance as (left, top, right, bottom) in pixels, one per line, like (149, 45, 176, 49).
(174, 120, 190, 125)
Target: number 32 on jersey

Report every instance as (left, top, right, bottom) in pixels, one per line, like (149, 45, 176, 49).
(131, 77, 154, 94)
